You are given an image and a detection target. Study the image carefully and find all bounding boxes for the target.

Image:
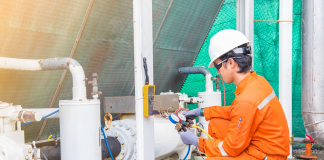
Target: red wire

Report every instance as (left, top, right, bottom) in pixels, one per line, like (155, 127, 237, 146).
(198, 152, 205, 159)
(217, 78, 226, 106)
(174, 108, 189, 114)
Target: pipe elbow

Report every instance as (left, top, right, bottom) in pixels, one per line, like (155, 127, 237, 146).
(178, 67, 213, 92)
(41, 58, 81, 70)
(178, 67, 211, 76)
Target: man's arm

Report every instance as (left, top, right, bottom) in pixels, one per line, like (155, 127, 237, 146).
(198, 101, 259, 157)
(204, 105, 232, 121)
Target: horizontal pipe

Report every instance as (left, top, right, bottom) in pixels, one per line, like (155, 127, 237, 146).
(39, 138, 121, 159)
(178, 67, 210, 76)
(24, 108, 60, 119)
(0, 57, 86, 100)
(178, 67, 213, 92)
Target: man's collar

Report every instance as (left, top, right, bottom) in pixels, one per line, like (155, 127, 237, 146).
(234, 71, 257, 96)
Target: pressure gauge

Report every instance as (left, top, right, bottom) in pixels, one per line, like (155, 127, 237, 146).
(169, 113, 180, 124)
(177, 113, 186, 122)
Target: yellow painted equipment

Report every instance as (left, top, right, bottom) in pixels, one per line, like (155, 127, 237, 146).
(143, 85, 155, 117)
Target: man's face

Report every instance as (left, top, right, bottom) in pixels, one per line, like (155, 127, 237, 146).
(214, 58, 235, 83)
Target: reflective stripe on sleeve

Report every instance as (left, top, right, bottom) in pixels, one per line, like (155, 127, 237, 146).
(218, 141, 228, 156)
(257, 90, 276, 110)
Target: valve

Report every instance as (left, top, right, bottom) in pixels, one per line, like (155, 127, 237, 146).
(169, 113, 194, 132)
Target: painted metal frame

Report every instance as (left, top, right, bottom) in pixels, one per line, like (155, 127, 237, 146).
(133, 0, 155, 159)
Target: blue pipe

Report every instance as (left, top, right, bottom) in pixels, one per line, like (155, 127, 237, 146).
(101, 124, 114, 160)
(183, 145, 190, 160)
(21, 109, 59, 126)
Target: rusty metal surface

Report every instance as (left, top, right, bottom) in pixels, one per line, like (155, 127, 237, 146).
(104, 95, 179, 113)
(0, 0, 223, 142)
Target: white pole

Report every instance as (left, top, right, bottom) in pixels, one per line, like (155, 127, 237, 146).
(236, 0, 254, 69)
(279, 0, 293, 158)
(133, 0, 155, 159)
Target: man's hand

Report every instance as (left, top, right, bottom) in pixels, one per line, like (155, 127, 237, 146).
(178, 129, 199, 147)
(183, 108, 201, 120)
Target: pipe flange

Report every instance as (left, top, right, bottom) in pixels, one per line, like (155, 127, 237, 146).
(106, 120, 136, 160)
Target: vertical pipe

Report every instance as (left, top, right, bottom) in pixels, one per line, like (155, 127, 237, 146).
(302, 0, 324, 148)
(236, 0, 254, 69)
(279, 0, 293, 157)
(133, 0, 155, 159)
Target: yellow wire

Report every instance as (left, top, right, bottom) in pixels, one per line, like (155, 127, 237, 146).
(192, 125, 212, 158)
(47, 135, 52, 141)
(192, 125, 213, 140)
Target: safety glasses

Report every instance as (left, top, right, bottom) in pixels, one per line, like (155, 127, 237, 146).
(213, 57, 241, 71)
(213, 59, 228, 71)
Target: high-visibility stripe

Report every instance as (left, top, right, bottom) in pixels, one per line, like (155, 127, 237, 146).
(218, 141, 228, 156)
(257, 90, 275, 110)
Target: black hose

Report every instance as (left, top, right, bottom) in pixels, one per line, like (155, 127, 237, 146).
(102, 137, 121, 158)
(39, 138, 121, 160)
(178, 67, 211, 76)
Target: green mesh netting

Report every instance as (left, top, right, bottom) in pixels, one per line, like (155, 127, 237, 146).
(180, 0, 304, 137)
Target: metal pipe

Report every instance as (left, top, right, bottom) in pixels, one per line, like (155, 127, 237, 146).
(302, 0, 324, 148)
(278, 0, 293, 157)
(236, 0, 254, 70)
(17, 111, 42, 122)
(0, 57, 86, 100)
(178, 67, 213, 92)
(24, 108, 60, 119)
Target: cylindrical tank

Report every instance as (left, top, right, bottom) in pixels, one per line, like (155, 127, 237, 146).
(302, 0, 324, 147)
(59, 99, 101, 160)
(113, 115, 196, 160)
(198, 91, 221, 139)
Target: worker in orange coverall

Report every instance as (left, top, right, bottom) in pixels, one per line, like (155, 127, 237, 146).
(178, 29, 290, 160)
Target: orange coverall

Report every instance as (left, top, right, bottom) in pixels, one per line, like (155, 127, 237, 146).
(198, 71, 290, 160)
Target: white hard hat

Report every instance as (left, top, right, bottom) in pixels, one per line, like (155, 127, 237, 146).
(208, 29, 250, 68)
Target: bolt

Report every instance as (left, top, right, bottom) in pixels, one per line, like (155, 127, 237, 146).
(120, 140, 124, 144)
(125, 125, 130, 130)
(28, 148, 32, 153)
(119, 123, 123, 127)
(107, 133, 112, 137)
(112, 122, 116, 126)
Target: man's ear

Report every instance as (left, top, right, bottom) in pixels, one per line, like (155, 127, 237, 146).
(228, 58, 235, 68)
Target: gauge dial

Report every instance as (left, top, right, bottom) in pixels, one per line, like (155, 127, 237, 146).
(169, 113, 180, 124)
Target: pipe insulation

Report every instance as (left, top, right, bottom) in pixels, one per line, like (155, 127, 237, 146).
(39, 138, 121, 160)
(0, 57, 86, 100)
(302, 0, 324, 147)
(178, 67, 213, 92)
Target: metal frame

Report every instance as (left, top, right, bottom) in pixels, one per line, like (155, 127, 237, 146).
(133, 0, 155, 159)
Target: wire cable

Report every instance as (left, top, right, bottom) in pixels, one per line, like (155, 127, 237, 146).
(101, 124, 114, 160)
(183, 145, 190, 160)
(21, 110, 59, 126)
(217, 78, 226, 106)
(40, 150, 49, 160)
(191, 125, 213, 140)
